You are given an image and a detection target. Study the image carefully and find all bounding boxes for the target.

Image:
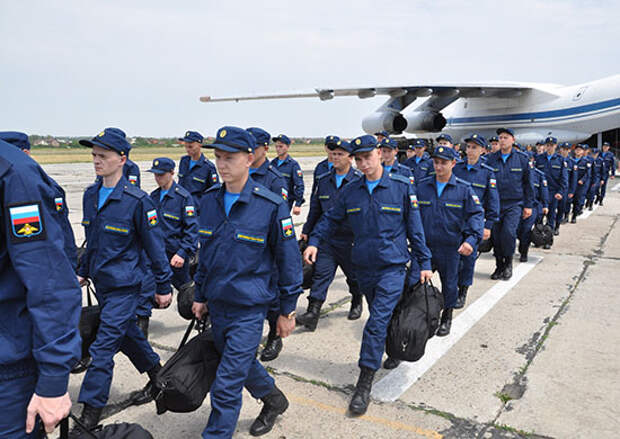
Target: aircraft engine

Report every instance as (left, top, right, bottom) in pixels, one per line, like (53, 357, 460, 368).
(405, 111, 447, 132)
(361, 111, 408, 135)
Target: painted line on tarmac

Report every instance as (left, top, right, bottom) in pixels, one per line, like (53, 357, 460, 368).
(371, 255, 543, 402)
(579, 204, 598, 220)
(287, 394, 443, 438)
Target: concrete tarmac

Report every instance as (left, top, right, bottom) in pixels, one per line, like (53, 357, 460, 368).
(45, 158, 620, 438)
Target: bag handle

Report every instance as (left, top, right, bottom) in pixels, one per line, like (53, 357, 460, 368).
(178, 319, 196, 349)
(85, 280, 97, 307)
(58, 413, 99, 439)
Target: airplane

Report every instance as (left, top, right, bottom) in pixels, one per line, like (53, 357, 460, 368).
(200, 74, 620, 145)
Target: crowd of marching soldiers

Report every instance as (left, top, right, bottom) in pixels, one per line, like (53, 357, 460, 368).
(0, 127, 616, 439)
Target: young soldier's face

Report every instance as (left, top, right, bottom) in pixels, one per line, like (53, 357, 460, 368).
(406, 149, 416, 158)
(92, 145, 125, 178)
(466, 142, 483, 163)
(380, 147, 397, 165)
(214, 149, 253, 183)
(490, 141, 500, 152)
(274, 141, 289, 157)
(546, 143, 557, 155)
(437, 139, 452, 148)
(498, 133, 514, 150)
(433, 157, 456, 179)
(354, 148, 382, 177)
(252, 145, 268, 166)
(331, 149, 350, 171)
(154, 171, 174, 189)
(183, 141, 202, 157)
(574, 148, 583, 158)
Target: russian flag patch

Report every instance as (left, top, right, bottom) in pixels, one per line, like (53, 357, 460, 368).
(7, 202, 46, 243)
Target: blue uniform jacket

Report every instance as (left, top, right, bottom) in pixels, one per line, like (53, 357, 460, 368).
(563, 156, 578, 195)
(384, 162, 415, 185)
(601, 151, 616, 177)
(178, 154, 219, 203)
(250, 159, 287, 201)
(124, 158, 141, 187)
(308, 170, 432, 271)
(484, 149, 535, 208)
(573, 157, 592, 187)
(194, 179, 302, 314)
(49, 177, 78, 270)
(79, 177, 173, 294)
(0, 143, 81, 397)
(534, 153, 568, 195)
(592, 156, 604, 184)
(531, 167, 549, 209)
(312, 158, 331, 194)
(415, 174, 485, 249)
(404, 154, 433, 183)
(302, 167, 362, 245)
(273, 155, 305, 207)
(453, 161, 500, 230)
(149, 181, 198, 260)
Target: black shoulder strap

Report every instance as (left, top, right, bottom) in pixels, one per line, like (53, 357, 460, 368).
(179, 319, 196, 349)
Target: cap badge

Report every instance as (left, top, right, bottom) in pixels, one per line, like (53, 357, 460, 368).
(355, 139, 361, 145)
(220, 130, 227, 138)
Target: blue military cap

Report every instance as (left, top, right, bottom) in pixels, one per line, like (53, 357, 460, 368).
(436, 133, 453, 143)
(374, 130, 389, 138)
(379, 138, 398, 149)
(178, 130, 204, 143)
(147, 157, 175, 174)
(79, 128, 131, 156)
(545, 136, 558, 144)
(602, 141, 610, 146)
(325, 135, 341, 146)
(333, 140, 352, 153)
(464, 133, 486, 148)
(272, 134, 291, 145)
(496, 127, 515, 137)
(351, 135, 378, 153)
(207, 126, 255, 153)
(583, 144, 591, 150)
(432, 145, 456, 160)
(591, 147, 600, 154)
(575, 143, 585, 150)
(559, 142, 571, 149)
(0, 131, 30, 150)
(413, 138, 426, 149)
(488, 136, 499, 142)
(246, 127, 270, 146)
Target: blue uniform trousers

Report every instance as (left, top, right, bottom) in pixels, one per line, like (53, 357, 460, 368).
(587, 180, 600, 202)
(458, 241, 479, 288)
(492, 202, 522, 260)
(429, 246, 461, 308)
(137, 251, 191, 317)
(78, 287, 160, 408)
(0, 365, 40, 439)
(599, 176, 610, 200)
(573, 184, 588, 213)
(518, 205, 540, 252)
(204, 304, 275, 439)
(547, 196, 560, 228)
(309, 241, 360, 302)
(358, 266, 406, 371)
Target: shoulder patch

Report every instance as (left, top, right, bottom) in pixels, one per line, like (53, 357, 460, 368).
(388, 173, 409, 185)
(124, 184, 146, 199)
(6, 201, 47, 244)
(253, 186, 285, 205)
(280, 217, 295, 239)
(296, 169, 303, 177)
(147, 209, 158, 226)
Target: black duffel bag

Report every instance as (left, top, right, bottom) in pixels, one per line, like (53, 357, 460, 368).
(78, 282, 100, 361)
(177, 281, 196, 320)
(188, 250, 199, 279)
(531, 221, 554, 247)
(386, 281, 444, 362)
(298, 239, 315, 290)
(154, 318, 219, 414)
(59, 413, 153, 439)
(478, 238, 493, 253)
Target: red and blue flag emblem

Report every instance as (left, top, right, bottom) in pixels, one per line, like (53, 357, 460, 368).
(280, 217, 294, 239)
(8, 202, 45, 242)
(147, 209, 158, 226)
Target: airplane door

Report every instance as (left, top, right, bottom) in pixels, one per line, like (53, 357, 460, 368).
(573, 86, 588, 101)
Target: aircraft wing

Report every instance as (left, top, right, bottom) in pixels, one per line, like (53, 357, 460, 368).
(200, 83, 544, 106)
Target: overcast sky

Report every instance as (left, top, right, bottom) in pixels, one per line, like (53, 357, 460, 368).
(1, 1, 618, 138)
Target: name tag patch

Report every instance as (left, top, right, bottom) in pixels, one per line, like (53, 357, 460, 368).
(236, 233, 266, 244)
(199, 229, 213, 236)
(346, 207, 361, 213)
(104, 224, 129, 235)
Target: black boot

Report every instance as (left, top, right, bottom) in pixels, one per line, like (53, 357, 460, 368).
(260, 336, 283, 362)
(71, 356, 92, 374)
(69, 404, 102, 438)
(454, 286, 468, 309)
(553, 226, 560, 236)
(570, 212, 577, 223)
(490, 257, 504, 280)
(520, 248, 528, 262)
(382, 357, 401, 369)
(137, 315, 149, 339)
(249, 385, 289, 436)
(588, 200, 594, 211)
(502, 257, 513, 280)
(129, 362, 161, 406)
(436, 308, 453, 337)
(295, 299, 322, 331)
(349, 366, 376, 415)
(348, 294, 363, 320)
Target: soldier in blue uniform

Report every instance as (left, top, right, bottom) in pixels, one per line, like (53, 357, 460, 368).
(403, 138, 432, 183)
(311, 136, 337, 194)
(73, 129, 173, 432)
(0, 139, 81, 439)
(484, 128, 534, 280)
(518, 160, 549, 258)
(298, 140, 363, 330)
(558, 142, 577, 224)
(413, 146, 484, 336)
(374, 130, 389, 143)
(304, 135, 433, 415)
(177, 130, 219, 206)
(380, 137, 415, 183)
(570, 144, 591, 222)
(246, 127, 289, 362)
(586, 148, 604, 210)
(453, 134, 499, 308)
(598, 141, 616, 205)
(0, 132, 78, 271)
(272, 134, 305, 214)
(488, 136, 500, 154)
(191, 126, 302, 438)
(534, 137, 568, 235)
